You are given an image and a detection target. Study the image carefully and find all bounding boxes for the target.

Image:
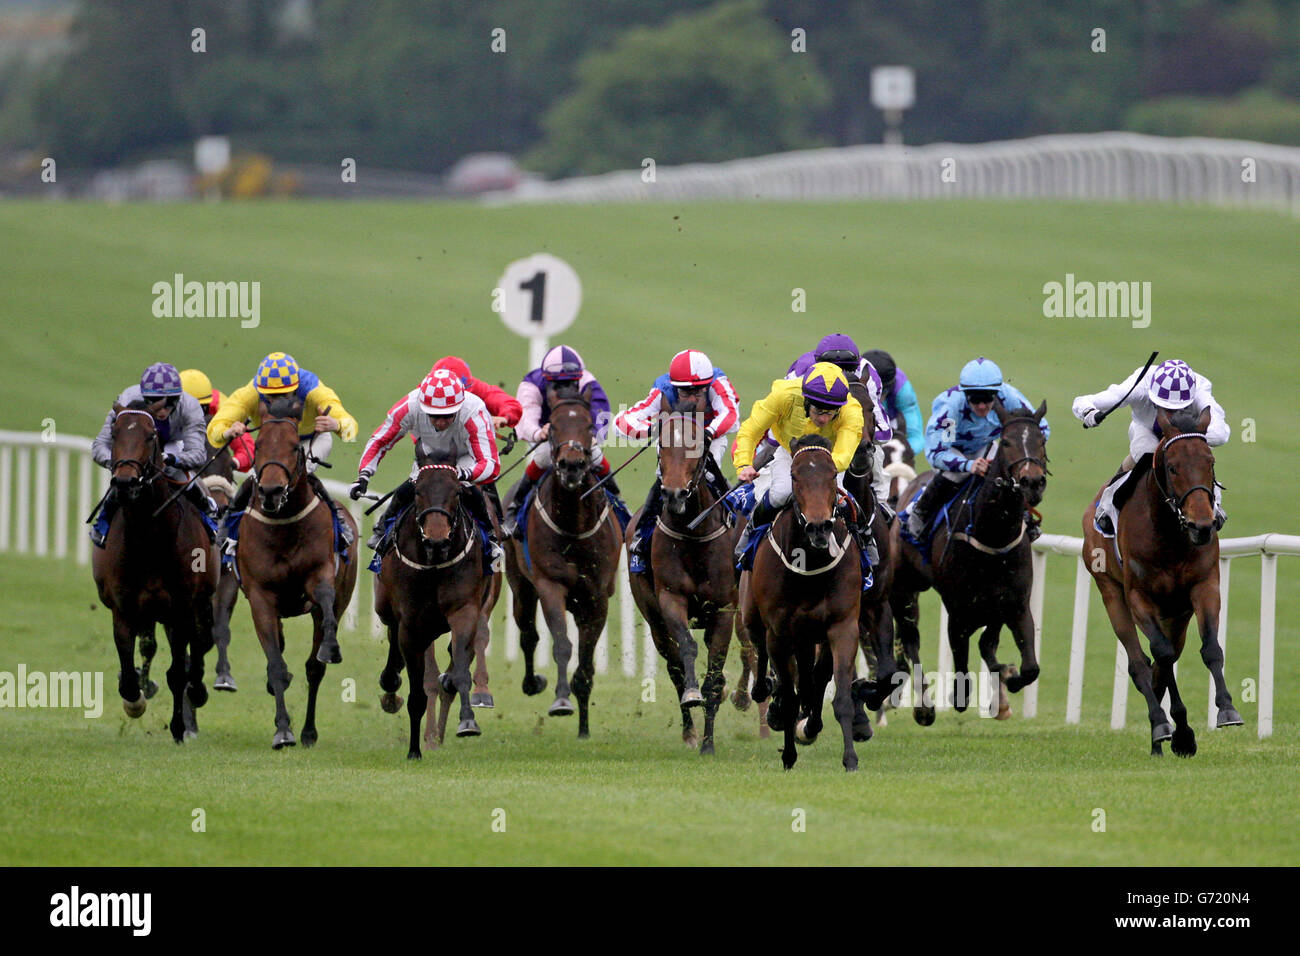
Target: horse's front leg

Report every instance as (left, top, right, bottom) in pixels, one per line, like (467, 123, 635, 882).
(534, 579, 574, 717)
(830, 619, 861, 772)
(312, 579, 341, 665)
(162, 620, 189, 742)
(399, 622, 427, 760)
(1003, 601, 1041, 694)
(658, 590, 703, 707)
(976, 624, 1009, 719)
(245, 586, 295, 750)
(113, 612, 146, 717)
(212, 570, 240, 691)
(443, 605, 481, 738)
(300, 605, 328, 748)
(947, 607, 976, 713)
(571, 595, 609, 739)
(795, 642, 831, 745)
(699, 605, 733, 756)
(379, 623, 404, 713)
(1191, 579, 1243, 729)
(471, 607, 493, 708)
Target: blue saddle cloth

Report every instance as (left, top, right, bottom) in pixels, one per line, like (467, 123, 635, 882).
(222, 494, 350, 574)
(898, 476, 979, 559)
(369, 503, 494, 575)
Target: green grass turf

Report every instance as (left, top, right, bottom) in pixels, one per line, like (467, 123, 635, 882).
(0, 199, 1297, 865)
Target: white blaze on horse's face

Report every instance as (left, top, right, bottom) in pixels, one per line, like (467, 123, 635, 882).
(660, 415, 702, 514)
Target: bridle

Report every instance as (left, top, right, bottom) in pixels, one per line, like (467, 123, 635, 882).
(790, 443, 838, 531)
(990, 418, 1050, 494)
(548, 397, 594, 471)
(1154, 432, 1219, 530)
(110, 409, 163, 486)
(412, 464, 466, 545)
(253, 416, 305, 512)
(659, 413, 710, 499)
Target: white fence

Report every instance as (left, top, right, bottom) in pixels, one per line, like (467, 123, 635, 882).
(505, 132, 1300, 216)
(1, 430, 1291, 729)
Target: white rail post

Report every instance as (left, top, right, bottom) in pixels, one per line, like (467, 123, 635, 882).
(76, 452, 92, 565)
(1065, 557, 1090, 724)
(15, 446, 30, 553)
(1026, 549, 1046, 718)
(1210, 556, 1230, 729)
(34, 446, 49, 556)
(641, 608, 657, 681)
(54, 449, 69, 559)
(504, 596, 520, 661)
(936, 603, 952, 709)
(1110, 641, 1129, 730)
(619, 564, 637, 677)
(342, 502, 361, 632)
(1258, 552, 1276, 739)
(0, 444, 11, 551)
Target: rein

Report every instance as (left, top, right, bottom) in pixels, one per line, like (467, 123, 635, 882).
(655, 415, 721, 540)
(767, 509, 852, 575)
(109, 410, 163, 485)
(252, 417, 306, 514)
(1154, 432, 1218, 530)
(394, 463, 477, 570)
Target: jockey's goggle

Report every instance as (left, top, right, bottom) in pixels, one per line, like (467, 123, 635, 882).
(964, 390, 997, 406)
(815, 349, 859, 371)
(145, 394, 180, 410)
(543, 361, 583, 381)
(807, 402, 841, 418)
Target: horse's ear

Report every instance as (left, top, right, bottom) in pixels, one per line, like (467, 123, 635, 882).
(414, 444, 431, 466)
(1196, 405, 1211, 434)
(991, 397, 1008, 421)
(112, 402, 123, 414)
(1034, 400, 1047, 422)
(1155, 406, 1173, 434)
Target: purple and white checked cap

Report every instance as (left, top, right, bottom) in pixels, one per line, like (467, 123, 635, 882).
(541, 344, 585, 381)
(1148, 359, 1195, 410)
(140, 362, 182, 397)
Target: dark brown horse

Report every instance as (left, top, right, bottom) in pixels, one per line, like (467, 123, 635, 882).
(202, 440, 241, 692)
(92, 403, 217, 742)
(744, 436, 864, 771)
(505, 390, 621, 737)
(375, 450, 498, 758)
(892, 400, 1048, 721)
(627, 405, 755, 755)
(238, 394, 358, 749)
(1083, 405, 1241, 757)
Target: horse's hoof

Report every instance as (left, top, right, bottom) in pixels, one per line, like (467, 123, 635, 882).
(751, 676, 772, 703)
(794, 717, 817, 745)
(914, 705, 936, 727)
(187, 682, 208, 709)
(1171, 727, 1197, 758)
(470, 692, 495, 709)
(271, 729, 296, 750)
(699, 740, 715, 756)
(766, 707, 785, 732)
(407, 750, 422, 760)
(683, 731, 700, 748)
(456, 719, 481, 738)
(680, 687, 705, 708)
(123, 694, 147, 719)
(521, 674, 547, 696)
(182, 728, 199, 741)
(996, 702, 1013, 721)
(1216, 707, 1244, 728)
(439, 673, 455, 695)
(843, 757, 859, 772)
(548, 697, 575, 717)
(731, 689, 752, 712)
(213, 672, 237, 692)
(316, 643, 342, 665)
(1151, 722, 1174, 744)
(142, 679, 159, 700)
(300, 728, 317, 748)
(379, 692, 403, 714)
(852, 714, 873, 742)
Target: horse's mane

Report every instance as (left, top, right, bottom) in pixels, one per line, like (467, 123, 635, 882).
(125, 398, 151, 411)
(417, 447, 458, 468)
(262, 393, 303, 419)
(1167, 407, 1203, 433)
(792, 434, 833, 453)
(999, 404, 1037, 422)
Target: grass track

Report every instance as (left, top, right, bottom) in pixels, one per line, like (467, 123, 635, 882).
(0, 200, 1297, 865)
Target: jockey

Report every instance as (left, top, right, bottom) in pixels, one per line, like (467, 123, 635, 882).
(784, 332, 894, 513)
(503, 344, 622, 537)
(614, 348, 740, 572)
(89, 362, 215, 546)
(180, 368, 254, 472)
(430, 355, 522, 519)
(207, 352, 359, 553)
(861, 349, 927, 465)
(905, 357, 1050, 543)
(1073, 358, 1229, 536)
(351, 368, 503, 563)
(732, 362, 876, 565)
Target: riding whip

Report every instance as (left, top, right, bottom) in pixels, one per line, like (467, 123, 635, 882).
(1093, 351, 1158, 426)
(151, 443, 228, 517)
(687, 478, 746, 531)
(582, 442, 652, 500)
(495, 438, 546, 482)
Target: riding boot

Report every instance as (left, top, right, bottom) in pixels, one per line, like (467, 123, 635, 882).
(219, 477, 255, 557)
(628, 478, 663, 574)
(461, 482, 504, 568)
(503, 472, 537, 539)
(905, 474, 957, 542)
(734, 495, 778, 565)
(838, 498, 879, 566)
(184, 482, 219, 543)
(368, 479, 414, 552)
(308, 473, 351, 550)
(89, 485, 121, 548)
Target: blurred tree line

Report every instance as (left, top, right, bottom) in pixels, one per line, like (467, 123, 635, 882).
(2, 0, 1299, 177)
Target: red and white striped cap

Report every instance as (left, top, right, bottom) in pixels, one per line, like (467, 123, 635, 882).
(417, 369, 465, 415)
(668, 349, 714, 388)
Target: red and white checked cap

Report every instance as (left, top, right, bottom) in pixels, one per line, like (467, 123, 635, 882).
(668, 349, 714, 388)
(417, 369, 465, 414)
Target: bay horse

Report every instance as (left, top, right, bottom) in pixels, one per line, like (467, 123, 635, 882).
(91, 403, 217, 742)
(744, 436, 864, 771)
(892, 399, 1048, 721)
(504, 388, 621, 738)
(1083, 405, 1241, 757)
(238, 394, 357, 749)
(841, 381, 898, 738)
(375, 449, 499, 758)
(626, 403, 756, 755)
(201, 439, 241, 692)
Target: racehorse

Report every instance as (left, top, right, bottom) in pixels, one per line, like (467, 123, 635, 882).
(627, 402, 751, 755)
(504, 386, 622, 738)
(237, 394, 357, 749)
(744, 436, 864, 771)
(841, 381, 898, 737)
(92, 402, 217, 741)
(1082, 405, 1242, 757)
(201, 439, 241, 692)
(892, 399, 1048, 721)
(376, 449, 499, 758)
